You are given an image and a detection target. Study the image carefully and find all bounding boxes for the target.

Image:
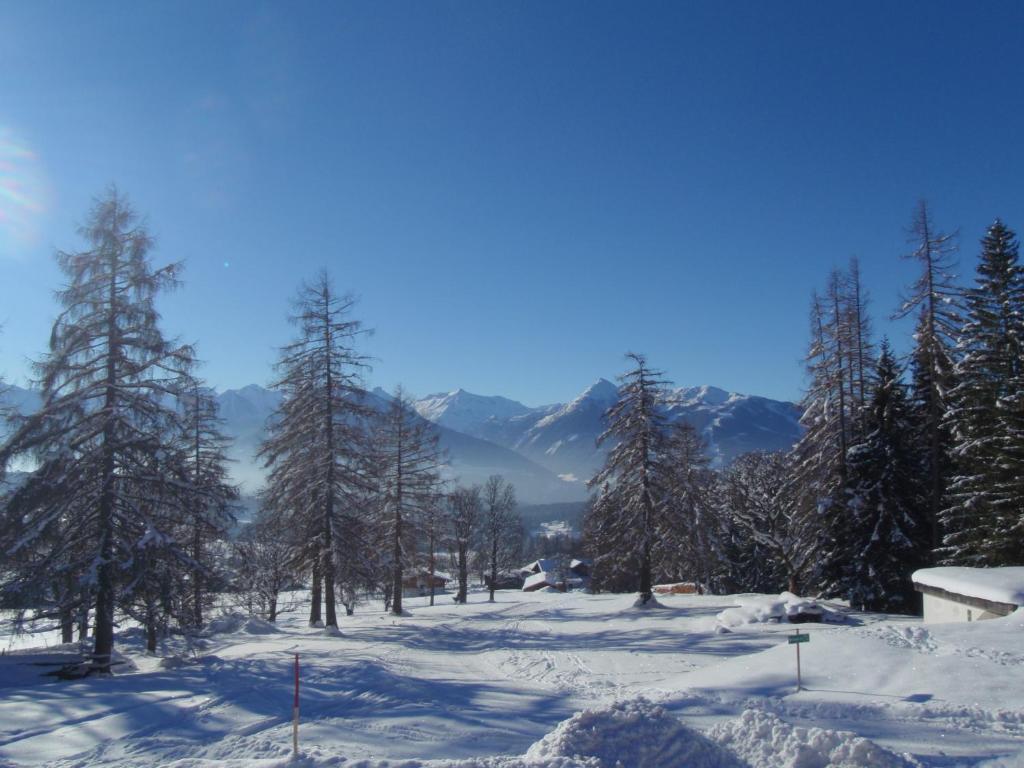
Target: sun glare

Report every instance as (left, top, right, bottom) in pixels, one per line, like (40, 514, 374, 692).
(0, 125, 48, 256)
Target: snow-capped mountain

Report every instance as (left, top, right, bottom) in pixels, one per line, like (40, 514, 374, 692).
(216, 385, 580, 502)
(413, 379, 803, 486)
(2, 378, 802, 505)
(413, 389, 539, 434)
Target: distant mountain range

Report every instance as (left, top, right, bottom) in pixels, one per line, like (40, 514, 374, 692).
(411, 380, 803, 487)
(2, 379, 802, 504)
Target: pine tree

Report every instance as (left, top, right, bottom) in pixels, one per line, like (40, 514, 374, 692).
(894, 200, 960, 553)
(846, 341, 925, 612)
(480, 475, 521, 602)
(372, 387, 445, 615)
(942, 220, 1024, 565)
(585, 353, 669, 605)
(0, 189, 194, 672)
(259, 271, 370, 631)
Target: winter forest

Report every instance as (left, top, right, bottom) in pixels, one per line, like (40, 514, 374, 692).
(1, 187, 1022, 679)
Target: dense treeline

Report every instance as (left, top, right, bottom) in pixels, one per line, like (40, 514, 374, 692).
(584, 202, 1024, 612)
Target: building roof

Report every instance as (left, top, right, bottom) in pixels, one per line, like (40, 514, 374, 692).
(912, 567, 1024, 606)
(520, 558, 558, 575)
(523, 571, 558, 591)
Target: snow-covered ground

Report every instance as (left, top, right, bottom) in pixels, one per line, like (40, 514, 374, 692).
(1, 589, 1022, 767)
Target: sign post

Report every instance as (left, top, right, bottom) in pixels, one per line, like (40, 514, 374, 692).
(788, 630, 809, 692)
(293, 653, 300, 757)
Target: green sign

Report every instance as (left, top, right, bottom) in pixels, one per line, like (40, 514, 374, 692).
(788, 633, 810, 644)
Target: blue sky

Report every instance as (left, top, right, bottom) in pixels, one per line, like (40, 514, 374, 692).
(1, 2, 1023, 405)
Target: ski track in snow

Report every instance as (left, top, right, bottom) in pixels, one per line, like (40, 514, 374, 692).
(2, 590, 1023, 767)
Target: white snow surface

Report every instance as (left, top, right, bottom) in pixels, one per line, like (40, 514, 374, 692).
(2, 590, 1024, 767)
(716, 592, 831, 629)
(912, 566, 1024, 606)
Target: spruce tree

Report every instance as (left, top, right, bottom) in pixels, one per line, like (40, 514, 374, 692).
(0, 189, 194, 672)
(942, 220, 1024, 565)
(846, 341, 925, 612)
(585, 353, 669, 605)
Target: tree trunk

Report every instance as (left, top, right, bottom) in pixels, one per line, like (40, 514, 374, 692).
(91, 257, 119, 675)
(146, 616, 157, 653)
(391, 504, 404, 616)
(309, 560, 322, 626)
(457, 545, 469, 603)
(60, 605, 74, 644)
(323, 542, 338, 629)
(489, 541, 498, 602)
(77, 602, 89, 641)
(268, 596, 278, 623)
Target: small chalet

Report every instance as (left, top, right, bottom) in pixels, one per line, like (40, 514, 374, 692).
(401, 570, 450, 599)
(912, 567, 1024, 623)
(522, 570, 563, 592)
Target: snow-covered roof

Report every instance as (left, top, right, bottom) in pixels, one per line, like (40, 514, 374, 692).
(569, 558, 591, 570)
(520, 558, 558, 575)
(912, 567, 1024, 606)
(523, 571, 558, 590)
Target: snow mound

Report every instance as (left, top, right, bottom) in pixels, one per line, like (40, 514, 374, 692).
(717, 592, 836, 628)
(524, 698, 744, 768)
(205, 613, 281, 636)
(708, 709, 913, 768)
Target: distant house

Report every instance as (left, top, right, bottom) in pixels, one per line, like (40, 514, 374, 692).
(912, 567, 1024, 623)
(522, 570, 564, 592)
(402, 570, 450, 598)
(518, 558, 591, 592)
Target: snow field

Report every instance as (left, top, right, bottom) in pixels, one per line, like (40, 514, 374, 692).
(1, 590, 1022, 766)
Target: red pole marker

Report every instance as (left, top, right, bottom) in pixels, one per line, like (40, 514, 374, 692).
(293, 653, 300, 756)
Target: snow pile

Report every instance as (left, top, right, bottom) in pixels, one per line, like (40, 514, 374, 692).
(523, 698, 743, 768)
(717, 592, 832, 628)
(204, 613, 281, 635)
(708, 708, 913, 768)
(911, 567, 1024, 605)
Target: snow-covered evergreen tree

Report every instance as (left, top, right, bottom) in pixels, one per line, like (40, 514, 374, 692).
(259, 271, 370, 630)
(722, 451, 811, 594)
(372, 387, 445, 615)
(656, 421, 719, 592)
(942, 220, 1024, 565)
(585, 353, 669, 605)
(845, 341, 925, 612)
(0, 189, 194, 672)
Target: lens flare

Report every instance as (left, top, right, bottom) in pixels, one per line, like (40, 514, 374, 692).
(0, 125, 49, 256)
